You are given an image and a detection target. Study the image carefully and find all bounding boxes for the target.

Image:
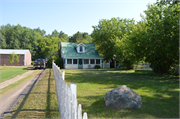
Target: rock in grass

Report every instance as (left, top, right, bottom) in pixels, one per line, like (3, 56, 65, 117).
(104, 85, 142, 109)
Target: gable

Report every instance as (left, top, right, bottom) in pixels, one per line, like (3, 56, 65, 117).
(61, 42, 103, 59)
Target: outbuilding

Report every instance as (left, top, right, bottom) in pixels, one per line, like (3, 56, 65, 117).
(0, 49, 31, 66)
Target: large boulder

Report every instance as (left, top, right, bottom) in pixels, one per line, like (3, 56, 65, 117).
(104, 85, 142, 109)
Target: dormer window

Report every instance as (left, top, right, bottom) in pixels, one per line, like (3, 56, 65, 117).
(75, 42, 86, 53)
(80, 45, 83, 52)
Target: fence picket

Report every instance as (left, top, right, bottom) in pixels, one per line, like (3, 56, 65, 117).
(83, 113, 88, 119)
(78, 104, 82, 119)
(52, 62, 88, 119)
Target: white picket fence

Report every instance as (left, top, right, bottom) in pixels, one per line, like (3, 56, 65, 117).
(52, 61, 88, 119)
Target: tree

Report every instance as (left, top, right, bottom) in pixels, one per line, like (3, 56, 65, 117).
(82, 32, 93, 43)
(0, 32, 6, 48)
(7, 52, 15, 66)
(51, 29, 59, 38)
(33, 27, 46, 37)
(91, 17, 135, 62)
(0, 24, 42, 60)
(36, 37, 65, 59)
(69, 31, 84, 43)
(120, 0, 179, 73)
(15, 54, 21, 65)
(59, 31, 69, 42)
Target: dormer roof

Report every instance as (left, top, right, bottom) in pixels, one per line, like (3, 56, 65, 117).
(74, 42, 87, 48)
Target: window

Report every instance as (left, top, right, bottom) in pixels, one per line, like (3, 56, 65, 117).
(73, 59, 77, 64)
(84, 59, 89, 64)
(80, 45, 83, 52)
(67, 59, 72, 64)
(96, 59, 100, 64)
(90, 59, 95, 64)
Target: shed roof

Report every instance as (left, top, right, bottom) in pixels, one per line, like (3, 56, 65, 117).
(0, 49, 29, 55)
(61, 42, 103, 59)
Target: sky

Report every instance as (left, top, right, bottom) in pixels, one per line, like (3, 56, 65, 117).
(0, 0, 157, 37)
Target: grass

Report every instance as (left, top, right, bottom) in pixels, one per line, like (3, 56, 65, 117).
(0, 70, 40, 98)
(4, 68, 59, 118)
(0, 66, 29, 83)
(63, 69, 179, 118)
(4, 68, 179, 118)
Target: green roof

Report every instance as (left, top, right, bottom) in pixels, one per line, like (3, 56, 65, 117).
(61, 42, 103, 59)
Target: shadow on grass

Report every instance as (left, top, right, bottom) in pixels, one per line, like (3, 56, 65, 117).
(6, 69, 59, 118)
(8, 70, 45, 118)
(45, 69, 51, 118)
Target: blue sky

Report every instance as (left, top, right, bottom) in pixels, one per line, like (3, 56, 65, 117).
(1, 0, 157, 36)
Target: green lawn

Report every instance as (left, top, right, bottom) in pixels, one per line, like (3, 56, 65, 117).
(5, 68, 179, 118)
(0, 66, 29, 83)
(63, 69, 179, 118)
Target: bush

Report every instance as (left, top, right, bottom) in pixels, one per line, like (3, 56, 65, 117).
(47, 57, 54, 68)
(47, 56, 63, 68)
(168, 66, 177, 75)
(31, 61, 34, 65)
(94, 65, 101, 69)
(55, 56, 63, 68)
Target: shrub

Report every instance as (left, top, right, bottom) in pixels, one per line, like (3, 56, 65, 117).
(3, 64, 6, 67)
(47, 56, 63, 68)
(168, 66, 177, 75)
(94, 65, 101, 69)
(55, 56, 63, 68)
(31, 61, 34, 65)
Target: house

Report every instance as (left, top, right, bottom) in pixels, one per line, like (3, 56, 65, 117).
(0, 49, 31, 66)
(59, 42, 104, 69)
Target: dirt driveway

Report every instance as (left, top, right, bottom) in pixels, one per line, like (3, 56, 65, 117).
(0, 68, 46, 118)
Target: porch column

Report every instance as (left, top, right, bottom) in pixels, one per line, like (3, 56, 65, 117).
(77, 59, 79, 69)
(100, 59, 102, 68)
(72, 59, 73, 64)
(89, 59, 90, 65)
(65, 59, 67, 69)
(95, 59, 96, 64)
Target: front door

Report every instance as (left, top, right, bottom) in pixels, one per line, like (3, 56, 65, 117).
(78, 59, 83, 69)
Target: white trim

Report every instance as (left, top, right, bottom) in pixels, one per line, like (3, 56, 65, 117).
(77, 45, 85, 53)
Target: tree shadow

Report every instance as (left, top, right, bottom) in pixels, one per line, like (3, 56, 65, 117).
(5, 70, 45, 118)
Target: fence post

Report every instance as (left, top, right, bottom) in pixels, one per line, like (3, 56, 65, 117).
(70, 83, 77, 99)
(62, 71, 65, 80)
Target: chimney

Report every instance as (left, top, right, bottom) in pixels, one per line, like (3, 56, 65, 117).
(59, 41, 61, 57)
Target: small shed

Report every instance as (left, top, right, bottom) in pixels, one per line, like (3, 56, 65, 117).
(0, 49, 31, 66)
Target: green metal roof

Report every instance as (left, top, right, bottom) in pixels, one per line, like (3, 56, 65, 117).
(61, 42, 103, 59)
